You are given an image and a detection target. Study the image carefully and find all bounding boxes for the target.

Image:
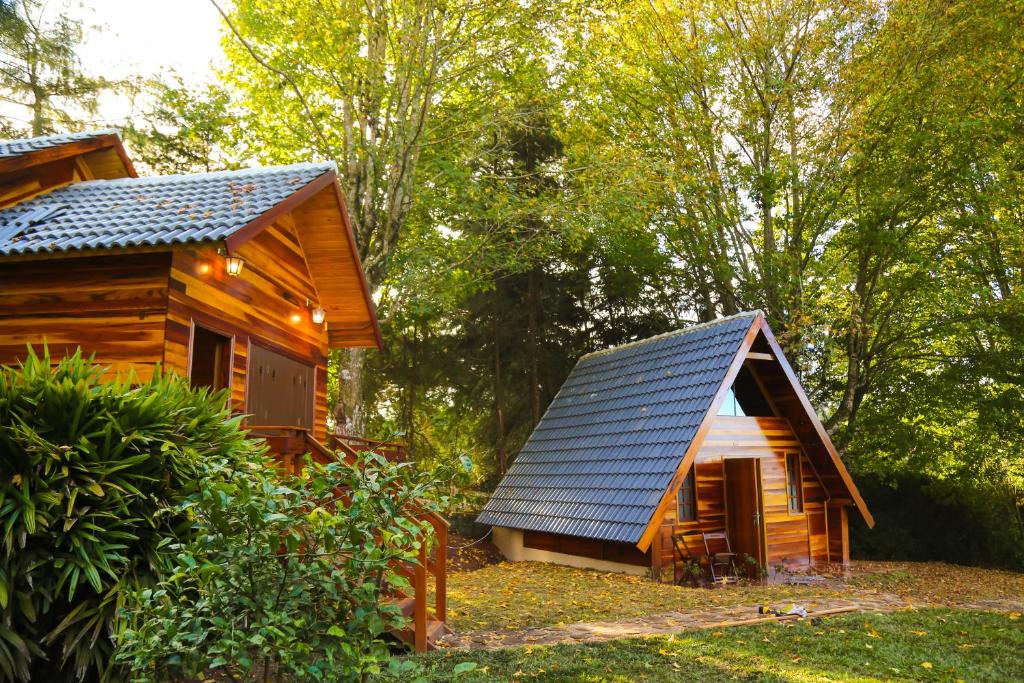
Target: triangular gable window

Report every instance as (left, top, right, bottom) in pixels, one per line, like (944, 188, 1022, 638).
(717, 366, 774, 417)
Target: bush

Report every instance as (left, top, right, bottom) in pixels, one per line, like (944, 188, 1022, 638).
(851, 472, 1024, 570)
(0, 348, 262, 681)
(115, 450, 453, 683)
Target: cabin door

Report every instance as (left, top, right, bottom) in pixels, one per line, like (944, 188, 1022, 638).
(724, 458, 766, 566)
(247, 344, 314, 429)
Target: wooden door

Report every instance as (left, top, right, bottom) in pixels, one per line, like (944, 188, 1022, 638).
(725, 458, 765, 565)
(247, 344, 314, 429)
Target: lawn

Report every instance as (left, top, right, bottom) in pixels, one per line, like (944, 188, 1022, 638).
(390, 609, 1024, 682)
(442, 560, 1024, 632)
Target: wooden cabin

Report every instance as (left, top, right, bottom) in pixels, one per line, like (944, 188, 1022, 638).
(478, 311, 874, 581)
(0, 130, 447, 650)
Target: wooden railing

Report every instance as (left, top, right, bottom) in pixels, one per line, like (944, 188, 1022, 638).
(246, 425, 448, 651)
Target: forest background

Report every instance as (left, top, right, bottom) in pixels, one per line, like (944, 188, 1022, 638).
(2, 0, 1021, 567)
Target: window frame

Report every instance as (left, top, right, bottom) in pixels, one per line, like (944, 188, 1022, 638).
(677, 468, 698, 522)
(785, 452, 804, 514)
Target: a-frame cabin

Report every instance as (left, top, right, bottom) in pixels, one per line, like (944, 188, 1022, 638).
(478, 311, 873, 579)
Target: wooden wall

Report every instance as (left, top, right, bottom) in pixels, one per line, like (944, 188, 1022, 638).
(0, 252, 171, 379)
(653, 415, 835, 572)
(524, 530, 650, 567)
(162, 215, 331, 442)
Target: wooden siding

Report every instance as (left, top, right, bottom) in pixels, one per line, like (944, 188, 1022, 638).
(0, 252, 170, 378)
(163, 217, 331, 442)
(655, 415, 834, 571)
(523, 530, 650, 567)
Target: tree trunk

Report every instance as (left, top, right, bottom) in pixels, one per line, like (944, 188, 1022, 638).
(527, 268, 542, 425)
(493, 289, 508, 475)
(334, 347, 368, 437)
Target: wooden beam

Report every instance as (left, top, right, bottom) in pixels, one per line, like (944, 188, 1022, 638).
(746, 351, 773, 361)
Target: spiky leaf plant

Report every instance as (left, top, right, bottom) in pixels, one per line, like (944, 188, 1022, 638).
(0, 347, 264, 682)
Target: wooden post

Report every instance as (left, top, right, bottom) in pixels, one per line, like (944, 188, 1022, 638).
(414, 542, 428, 652)
(435, 521, 447, 623)
(651, 525, 664, 582)
(840, 506, 850, 566)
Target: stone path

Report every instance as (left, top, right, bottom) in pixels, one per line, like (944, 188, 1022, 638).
(437, 593, 913, 651)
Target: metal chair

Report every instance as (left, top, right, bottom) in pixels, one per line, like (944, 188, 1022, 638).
(702, 531, 739, 584)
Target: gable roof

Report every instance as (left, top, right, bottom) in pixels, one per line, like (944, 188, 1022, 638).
(0, 129, 117, 159)
(477, 311, 761, 544)
(0, 162, 334, 255)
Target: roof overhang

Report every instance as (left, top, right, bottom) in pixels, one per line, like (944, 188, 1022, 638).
(225, 170, 382, 351)
(0, 132, 136, 180)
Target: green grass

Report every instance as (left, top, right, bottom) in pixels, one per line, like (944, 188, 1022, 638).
(386, 609, 1024, 682)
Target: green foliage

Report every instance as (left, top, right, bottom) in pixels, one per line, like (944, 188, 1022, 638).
(0, 0, 109, 135)
(116, 450, 455, 683)
(0, 347, 261, 682)
(124, 76, 242, 175)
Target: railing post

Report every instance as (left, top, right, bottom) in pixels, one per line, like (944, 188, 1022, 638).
(435, 520, 446, 623)
(414, 541, 428, 652)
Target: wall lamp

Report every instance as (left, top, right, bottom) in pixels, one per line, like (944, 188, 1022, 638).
(224, 254, 245, 276)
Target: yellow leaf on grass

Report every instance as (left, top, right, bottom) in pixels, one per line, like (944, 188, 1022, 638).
(921, 662, 933, 669)
(1009, 612, 1021, 620)
(911, 630, 928, 636)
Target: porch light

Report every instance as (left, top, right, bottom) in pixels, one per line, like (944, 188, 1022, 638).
(224, 254, 245, 276)
(311, 306, 326, 325)
(290, 312, 302, 324)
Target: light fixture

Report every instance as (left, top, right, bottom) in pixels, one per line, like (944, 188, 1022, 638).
(311, 306, 326, 325)
(198, 262, 211, 275)
(224, 254, 245, 276)
(290, 312, 302, 324)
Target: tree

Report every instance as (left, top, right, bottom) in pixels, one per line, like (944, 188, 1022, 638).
(0, 0, 106, 135)
(124, 77, 242, 175)
(213, 0, 557, 435)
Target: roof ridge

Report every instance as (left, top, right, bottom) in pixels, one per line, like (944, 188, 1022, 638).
(0, 128, 119, 147)
(65, 160, 338, 187)
(580, 310, 762, 361)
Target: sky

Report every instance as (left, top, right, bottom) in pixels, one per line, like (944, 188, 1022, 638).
(2, 0, 226, 130)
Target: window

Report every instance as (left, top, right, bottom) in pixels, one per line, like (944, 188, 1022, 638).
(717, 367, 774, 416)
(189, 325, 232, 392)
(717, 387, 746, 416)
(786, 453, 803, 513)
(677, 469, 697, 522)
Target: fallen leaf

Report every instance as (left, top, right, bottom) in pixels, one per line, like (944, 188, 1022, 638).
(921, 662, 933, 669)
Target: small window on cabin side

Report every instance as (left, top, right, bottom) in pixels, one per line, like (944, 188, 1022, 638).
(786, 453, 803, 513)
(189, 325, 232, 392)
(717, 366, 774, 416)
(677, 469, 697, 522)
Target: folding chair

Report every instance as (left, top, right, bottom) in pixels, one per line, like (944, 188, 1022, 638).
(702, 531, 739, 584)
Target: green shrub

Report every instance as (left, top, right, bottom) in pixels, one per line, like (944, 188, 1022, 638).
(115, 450, 454, 683)
(0, 348, 262, 682)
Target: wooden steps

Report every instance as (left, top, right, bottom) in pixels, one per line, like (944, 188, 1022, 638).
(388, 596, 450, 650)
